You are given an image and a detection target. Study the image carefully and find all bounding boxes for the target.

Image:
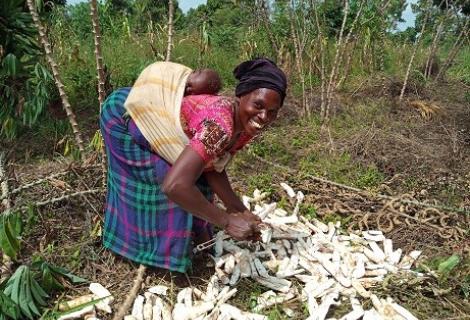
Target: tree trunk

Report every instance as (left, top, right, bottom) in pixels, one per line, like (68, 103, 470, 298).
(399, 5, 430, 102)
(26, 0, 85, 155)
(311, 0, 326, 119)
(436, 20, 469, 81)
(90, 0, 108, 186)
(425, 21, 443, 79)
(324, 0, 363, 121)
(259, 0, 279, 54)
(165, 0, 174, 62)
(90, 0, 106, 106)
(289, 0, 307, 114)
(323, 0, 349, 122)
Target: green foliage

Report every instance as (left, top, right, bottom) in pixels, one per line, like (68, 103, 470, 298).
(32, 260, 87, 292)
(0, 292, 20, 320)
(299, 152, 385, 190)
(0, 212, 23, 261)
(0, 0, 55, 139)
(2, 266, 48, 319)
(301, 204, 318, 220)
(247, 172, 275, 195)
(437, 255, 460, 276)
(0, 261, 87, 320)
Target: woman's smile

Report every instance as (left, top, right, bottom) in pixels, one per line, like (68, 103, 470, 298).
(237, 88, 282, 136)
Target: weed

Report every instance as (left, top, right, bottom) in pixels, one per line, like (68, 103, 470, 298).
(300, 204, 318, 220)
(322, 212, 353, 228)
(247, 173, 275, 195)
(266, 306, 286, 320)
(276, 196, 289, 210)
(355, 166, 385, 190)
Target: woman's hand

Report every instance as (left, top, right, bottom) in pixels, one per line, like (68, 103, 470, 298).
(224, 210, 261, 240)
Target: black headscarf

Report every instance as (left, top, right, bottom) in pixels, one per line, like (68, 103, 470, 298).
(233, 58, 287, 104)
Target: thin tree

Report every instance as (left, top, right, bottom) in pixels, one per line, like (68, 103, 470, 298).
(90, 0, 108, 186)
(436, 19, 469, 80)
(324, 0, 363, 122)
(424, 1, 451, 79)
(165, 0, 174, 61)
(90, 0, 106, 106)
(322, 0, 349, 122)
(399, 2, 431, 102)
(26, 0, 85, 155)
(289, 0, 307, 113)
(259, 0, 279, 54)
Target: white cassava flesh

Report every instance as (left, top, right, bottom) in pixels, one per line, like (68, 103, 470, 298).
(57, 305, 95, 320)
(89, 282, 114, 313)
(58, 294, 95, 311)
(118, 182, 422, 320)
(148, 285, 169, 296)
(131, 295, 144, 320)
(280, 183, 296, 198)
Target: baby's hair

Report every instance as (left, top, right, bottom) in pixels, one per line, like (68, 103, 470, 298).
(208, 75, 222, 93)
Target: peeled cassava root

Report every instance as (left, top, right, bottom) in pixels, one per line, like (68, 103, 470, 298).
(64, 183, 423, 320)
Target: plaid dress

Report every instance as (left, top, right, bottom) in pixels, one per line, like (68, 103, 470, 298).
(100, 88, 213, 272)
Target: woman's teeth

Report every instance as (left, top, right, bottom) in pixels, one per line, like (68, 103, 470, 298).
(250, 119, 263, 129)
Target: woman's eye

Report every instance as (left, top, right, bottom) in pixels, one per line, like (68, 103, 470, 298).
(255, 103, 263, 110)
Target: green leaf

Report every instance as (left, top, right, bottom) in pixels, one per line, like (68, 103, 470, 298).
(0, 213, 22, 260)
(2, 54, 19, 77)
(55, 296, 108, 318)
(48, 265, 87, 284)
(0, 291, 20, 320)
(32, 260, 87, 288)
(29, 277, 48, 306)
(3, 265, 48, 319)
(41, 267, 63, 292)
(437, 255, 460, 275)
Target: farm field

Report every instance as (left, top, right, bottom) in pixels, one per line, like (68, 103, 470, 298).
(1, 0, 469, 319)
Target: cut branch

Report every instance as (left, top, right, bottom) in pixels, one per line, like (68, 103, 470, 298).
(20, 189, 103, 210)
(112, 264, 147, 320)
(26, 0, 85, 155)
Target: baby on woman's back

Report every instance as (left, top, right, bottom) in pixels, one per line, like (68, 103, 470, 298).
(185, 68, 222, 96)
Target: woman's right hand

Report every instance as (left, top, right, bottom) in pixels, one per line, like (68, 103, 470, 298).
(224, 210, 261, 240)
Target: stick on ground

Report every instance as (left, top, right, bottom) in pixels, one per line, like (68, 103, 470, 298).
(112, 264, 147, 320)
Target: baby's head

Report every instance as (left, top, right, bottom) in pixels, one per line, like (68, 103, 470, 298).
(185, 68, 222, 95)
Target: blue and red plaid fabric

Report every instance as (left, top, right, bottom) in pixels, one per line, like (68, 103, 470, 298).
(100, 88, 213, 273)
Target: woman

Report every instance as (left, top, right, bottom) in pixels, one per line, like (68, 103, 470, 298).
(100, 58, 287, 272)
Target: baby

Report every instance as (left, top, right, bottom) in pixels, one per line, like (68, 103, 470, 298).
(185, 69, 222, 96)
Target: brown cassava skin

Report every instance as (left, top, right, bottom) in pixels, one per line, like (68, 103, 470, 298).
(162, 88, 282, 240)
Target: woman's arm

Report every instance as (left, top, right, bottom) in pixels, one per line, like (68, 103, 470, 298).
(203, 170, 247, 213)
(163, 147, 260, 240)
(162, 147, 229, 228)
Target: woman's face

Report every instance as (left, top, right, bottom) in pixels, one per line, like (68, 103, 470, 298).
(237, 88, 282, 136)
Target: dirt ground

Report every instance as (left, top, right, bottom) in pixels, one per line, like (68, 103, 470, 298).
(1, 79, 469, 319)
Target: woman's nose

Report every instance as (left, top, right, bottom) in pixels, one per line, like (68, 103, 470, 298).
(258, 110, 267, 122)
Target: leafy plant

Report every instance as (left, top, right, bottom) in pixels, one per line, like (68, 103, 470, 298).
(437, 254, 460, 276)
(0, 212, 22, 260)
(32, 260, 87, 292)
(0, 261, 87, 320)
(2, 266, 48, 319)
(0, 292, 20, 320)
(0, 0, 54, 139)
